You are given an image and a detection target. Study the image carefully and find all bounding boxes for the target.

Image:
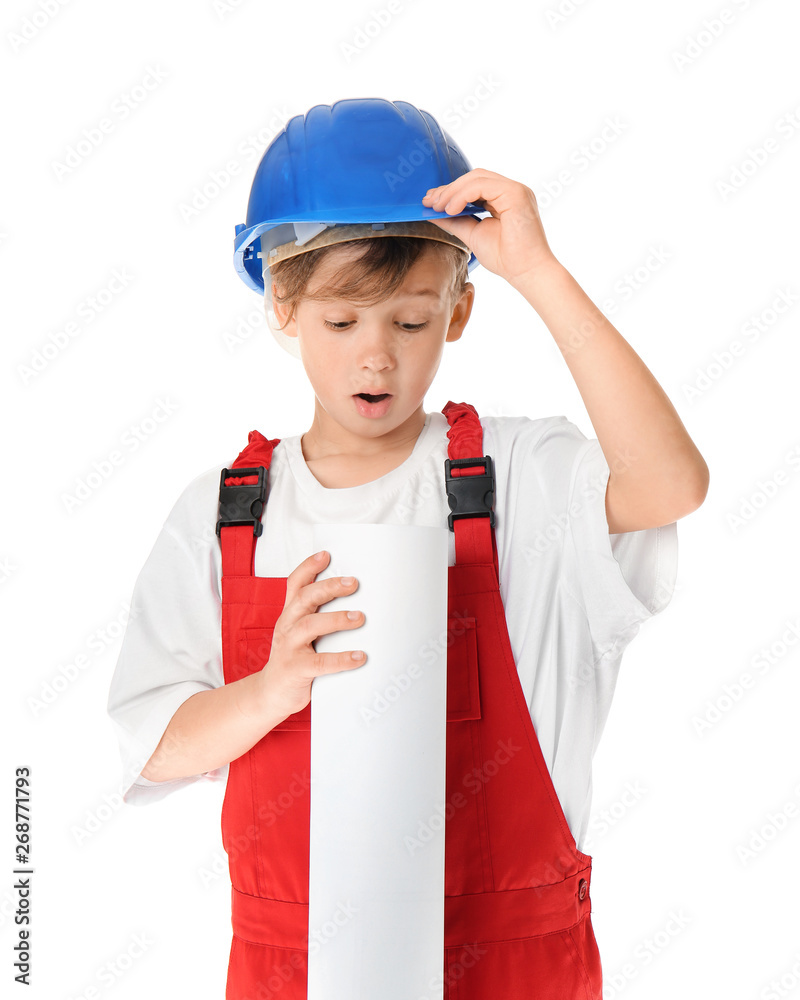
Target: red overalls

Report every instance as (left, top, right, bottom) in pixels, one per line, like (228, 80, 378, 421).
(217, 401, 602, 1000)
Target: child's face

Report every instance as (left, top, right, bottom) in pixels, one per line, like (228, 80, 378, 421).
(271, 243, 474, 441)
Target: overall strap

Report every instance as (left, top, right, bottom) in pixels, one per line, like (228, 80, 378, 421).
(441, 401, 498, 576)
(217, 411, 497, 578)
(216, 430, 281, 578)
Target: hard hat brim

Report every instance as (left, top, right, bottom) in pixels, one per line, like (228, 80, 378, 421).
(235, 204, 489, 295)
(262, 219, 471, 267)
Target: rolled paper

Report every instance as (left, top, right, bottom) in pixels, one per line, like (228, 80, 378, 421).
(308, 523, 449, 1000)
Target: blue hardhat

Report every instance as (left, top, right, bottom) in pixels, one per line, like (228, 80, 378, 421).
(233, 98, 489, 295)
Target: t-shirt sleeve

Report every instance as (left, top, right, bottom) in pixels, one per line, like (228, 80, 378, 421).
(106, 468, 226, 806)
(561, 432, 679, 660)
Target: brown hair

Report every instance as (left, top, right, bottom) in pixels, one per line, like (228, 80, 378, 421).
(268, 236, 469, 331)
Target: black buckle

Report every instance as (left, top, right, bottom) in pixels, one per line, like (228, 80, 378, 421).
(444, 455, 495, 532)
(216, 466, 267, 537)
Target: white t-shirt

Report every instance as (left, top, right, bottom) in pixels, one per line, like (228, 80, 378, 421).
(106, 409, 678, 854)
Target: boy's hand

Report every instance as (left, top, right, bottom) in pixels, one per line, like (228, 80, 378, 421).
(258, 550, 366, 720)
(421, 168, 558, 286)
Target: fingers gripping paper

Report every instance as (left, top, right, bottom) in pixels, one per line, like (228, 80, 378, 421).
(309, 523, 450, 1000)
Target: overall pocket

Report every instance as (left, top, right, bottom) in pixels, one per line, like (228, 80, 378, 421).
(445, 616, 480, 721)
(237, 627, 310, 730)
(444, 616, 493, 895)
(238, 617, 481, 730)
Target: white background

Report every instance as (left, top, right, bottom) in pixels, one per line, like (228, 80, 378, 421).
(3, 0, 799, 998)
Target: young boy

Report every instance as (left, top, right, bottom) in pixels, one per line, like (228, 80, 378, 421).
(107, 99, 708, 999)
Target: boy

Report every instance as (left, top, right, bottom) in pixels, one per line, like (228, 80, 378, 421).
(107, 99, 708, 999)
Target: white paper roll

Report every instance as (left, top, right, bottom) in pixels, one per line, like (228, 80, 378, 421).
(308, 523, 450, 1000)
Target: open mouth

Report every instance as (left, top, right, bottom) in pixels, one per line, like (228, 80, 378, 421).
(356, 393, 391, 403)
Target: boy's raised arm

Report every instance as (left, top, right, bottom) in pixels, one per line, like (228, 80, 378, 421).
(422, 169, 710, 533)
